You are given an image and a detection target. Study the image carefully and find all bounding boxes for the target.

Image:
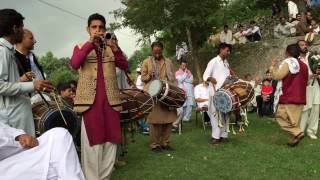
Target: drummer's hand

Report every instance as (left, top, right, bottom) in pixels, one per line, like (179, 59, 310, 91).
(15, 134, 39, 149)
(20, 71, 35, 82)
(207, 77, 217, 85)
(33, 80, 55, 92)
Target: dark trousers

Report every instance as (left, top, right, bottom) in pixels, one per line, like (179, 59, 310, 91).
(246, 32, 261, 42)
(256, 95, 274, 117)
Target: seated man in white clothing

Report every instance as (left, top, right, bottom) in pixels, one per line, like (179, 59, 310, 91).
(194, 81, 210, 124)
(0, 121, 84, 180)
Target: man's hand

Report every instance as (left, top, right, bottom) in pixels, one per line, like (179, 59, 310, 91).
(89, 33, 103, 47)
(106, 39, 119, 51)
(20, 71, 35, 82)
(207, 77, 217, 85)
(15, 134, 39, 149)
(33, 80, 54, 92)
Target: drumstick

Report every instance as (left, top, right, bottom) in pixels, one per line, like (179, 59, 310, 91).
(210, 82, 224, 128)
(32, 77, 50, 108)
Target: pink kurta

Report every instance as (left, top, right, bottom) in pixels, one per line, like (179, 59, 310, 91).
(71, 42, 128, 146)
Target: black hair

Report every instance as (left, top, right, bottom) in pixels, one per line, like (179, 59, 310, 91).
(151, 41, 164, 49)
(68, 80, 78, 87)
(244, 73, 252, 79)
(262, 79, 271, 83)
(180, 60, 187, 65)
(250, 20, 256, 24)
(265, 70, 270, 74)
(217, 43, 232, 55)
(0, 9, 24, 37)
(279, 16, 286, 21)
(87, 13, 106, 27)
(286, 44, 300, 58)
(224, 25, 229, 29)
(57, 82, 72, 95)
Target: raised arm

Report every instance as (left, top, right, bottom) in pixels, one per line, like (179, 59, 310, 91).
(70, 41, 94, 69)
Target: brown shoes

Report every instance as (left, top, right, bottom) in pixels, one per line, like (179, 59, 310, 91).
(287, 132, 305, 147)
(211, 138, 220, 145)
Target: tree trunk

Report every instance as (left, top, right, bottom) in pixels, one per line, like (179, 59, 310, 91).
(186, 27, 202, 82)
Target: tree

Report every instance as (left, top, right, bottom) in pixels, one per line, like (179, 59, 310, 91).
(113, 0, 223, 80)
(128, 44, 151, 74)
(38, 52, 78, 86)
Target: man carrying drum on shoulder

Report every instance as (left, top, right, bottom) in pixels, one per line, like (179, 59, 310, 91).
(141, 41, 177, 153)
(203, 43, 233, 145)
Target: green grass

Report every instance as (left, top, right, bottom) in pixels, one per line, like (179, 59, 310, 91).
(112, 113, 320, 180)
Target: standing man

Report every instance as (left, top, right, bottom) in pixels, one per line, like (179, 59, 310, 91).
(141, 41, 177, 152)
(0, 9, 53, 136)
(297, 40, 320, 139)
(70, 13, 128, 180)
(203, 43, 232, 145)
(270, 44, 308, 147)
(175, 60, 194, 123)
(285, 0, 299, 21)
(15, 29, 45, 81)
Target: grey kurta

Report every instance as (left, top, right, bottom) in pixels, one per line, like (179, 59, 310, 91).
(0, 38, 35, 136)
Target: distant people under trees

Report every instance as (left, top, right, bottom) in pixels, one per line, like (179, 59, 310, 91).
(244, 21, 262, 42)
(304, 19, 320, 43)
(219, 25, 234, 45)
(274, 16, 295, 38)
(272, 2, 281, 18)
(233, 24, 247, 44)
(296, 11, 313, 36)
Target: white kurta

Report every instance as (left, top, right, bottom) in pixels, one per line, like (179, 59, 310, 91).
(194, 83, 209, 108)
(300, 55, 320, 137)
(288, 1, 299, 18)
(0, 122, 84, 180)
(135, 75, 144, 90)
(219, 30, 234, 45)
(0, 38, 35, 136)
(203, 55, 231, 139)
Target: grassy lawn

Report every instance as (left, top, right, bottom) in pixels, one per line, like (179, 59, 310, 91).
(112, 113, 320, 180)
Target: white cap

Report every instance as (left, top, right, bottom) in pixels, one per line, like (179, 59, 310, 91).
(136, 67, 141, 72)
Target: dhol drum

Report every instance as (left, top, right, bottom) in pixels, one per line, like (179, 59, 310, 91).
(213, 80, 254, 113)
(147, 80, 186, 108)
(120, 89, 154, 123)
(32, 101, 79, 137)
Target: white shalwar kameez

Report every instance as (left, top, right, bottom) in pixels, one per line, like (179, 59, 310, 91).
(203, 55, 231, 139)
(0, 122, 85, 180)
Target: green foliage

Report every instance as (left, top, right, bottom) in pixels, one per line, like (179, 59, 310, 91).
(38, 52, 78, 86)
(128, 44, 151, 73)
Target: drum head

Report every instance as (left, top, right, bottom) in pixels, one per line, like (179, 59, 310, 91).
(213, 90, 233, 113)
(148, 80, 162, 97)
(43, 108, 78, 136)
